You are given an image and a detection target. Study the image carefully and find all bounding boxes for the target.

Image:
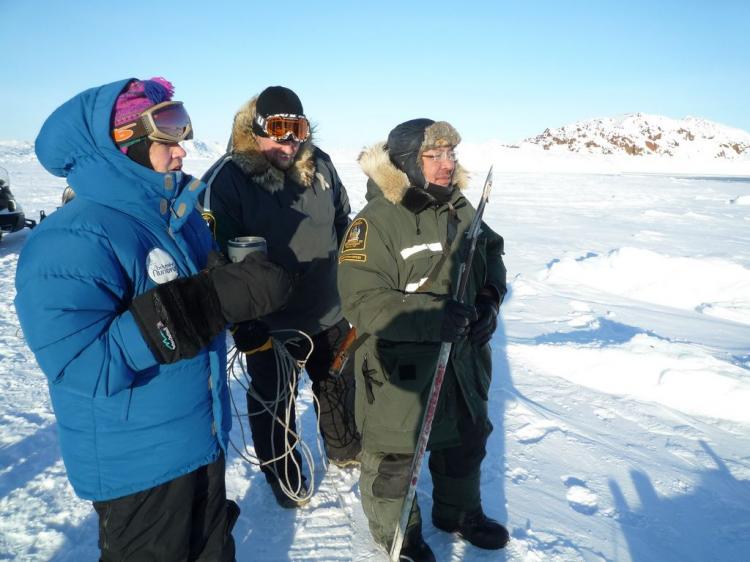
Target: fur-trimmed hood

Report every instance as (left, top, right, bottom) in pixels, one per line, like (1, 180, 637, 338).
(358, 142, 469, 205)
(229, 96, 316, 189)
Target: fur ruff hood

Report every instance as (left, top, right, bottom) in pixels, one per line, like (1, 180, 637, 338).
(229, 97, 316, 189)
(358, 142, 469, 205)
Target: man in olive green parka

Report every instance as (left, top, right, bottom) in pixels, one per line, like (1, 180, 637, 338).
(337, 119, 509, 562)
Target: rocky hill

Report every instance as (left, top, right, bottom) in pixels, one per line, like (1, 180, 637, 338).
(522, 114, 750, 159)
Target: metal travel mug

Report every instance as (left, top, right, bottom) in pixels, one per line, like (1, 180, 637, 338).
(227, 236, 268, 262)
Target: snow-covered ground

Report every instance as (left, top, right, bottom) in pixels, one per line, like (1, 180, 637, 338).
(1, 147, 749, 562)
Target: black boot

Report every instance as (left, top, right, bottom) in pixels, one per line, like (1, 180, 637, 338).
(433, 508, 509, 550)
(379, 532, 436, 562)
(267, 475, 310, 509)
(398, 535, 436, 562)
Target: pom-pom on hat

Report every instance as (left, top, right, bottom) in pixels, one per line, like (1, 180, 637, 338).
(112, 77, 174, 153)
(112, 77, 174, 126)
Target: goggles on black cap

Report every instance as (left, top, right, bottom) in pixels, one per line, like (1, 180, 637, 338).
(113, 101, 193, 148)
(254, 113, 310, 143)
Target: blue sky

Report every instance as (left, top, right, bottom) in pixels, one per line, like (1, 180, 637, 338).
(2, 0, 748, 150)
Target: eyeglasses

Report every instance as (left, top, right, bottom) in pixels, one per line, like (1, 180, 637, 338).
(255, 113, 310, 142)
(113, 101, 194, 148)
(422, 150, 457, 162)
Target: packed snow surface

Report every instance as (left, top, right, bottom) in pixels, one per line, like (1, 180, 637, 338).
(1, 142, 749, 561)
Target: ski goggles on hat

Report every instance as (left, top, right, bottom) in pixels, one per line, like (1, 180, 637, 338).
(113, 101, 194, 148)
(254, 113, 310, 142)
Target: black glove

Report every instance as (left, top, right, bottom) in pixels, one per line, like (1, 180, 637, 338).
(130, 252, 291, 364)
(470, 288, 500, 346)
(232, 320, 272, 354)
(208, 251, 292, 324)
(440, 299, 477, 342)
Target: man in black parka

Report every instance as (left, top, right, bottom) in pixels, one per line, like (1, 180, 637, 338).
(202, 86, 360, 508)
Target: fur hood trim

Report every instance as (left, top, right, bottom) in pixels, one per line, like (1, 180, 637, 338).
(358, 142, 469, 204)
(229, 97, 316, 188)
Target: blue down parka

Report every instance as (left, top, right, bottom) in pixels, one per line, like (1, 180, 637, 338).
(14, 79, 230, 501)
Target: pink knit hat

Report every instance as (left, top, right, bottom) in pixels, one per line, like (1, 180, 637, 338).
(112, 77, 175, 152)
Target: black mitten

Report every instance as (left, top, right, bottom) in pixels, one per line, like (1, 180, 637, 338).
(208, 251, 293, 324)
(440, 299, 477, 342)
(470, 288, 500, 346)
(130, 253, 291, 364)
(130, 272, 226, 364)
(232, 320, 272, 354)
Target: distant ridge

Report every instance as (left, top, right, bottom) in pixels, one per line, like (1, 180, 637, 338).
(0, 139, 226, 165)
(521, 113, 750, 159)
(4, 115, 750, 170)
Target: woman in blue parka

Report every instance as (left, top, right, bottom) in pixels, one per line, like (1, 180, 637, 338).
(15, 77, 292, 561)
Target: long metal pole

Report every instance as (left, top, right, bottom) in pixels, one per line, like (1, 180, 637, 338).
(389, 167, 493, 560)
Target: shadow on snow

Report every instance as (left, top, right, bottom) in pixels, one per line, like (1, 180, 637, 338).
(609, 440, 750, 562)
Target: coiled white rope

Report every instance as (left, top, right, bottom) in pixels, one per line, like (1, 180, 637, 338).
(227, 329, 327, 505)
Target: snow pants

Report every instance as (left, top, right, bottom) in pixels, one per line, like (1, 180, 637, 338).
(359, 396, 491, 549)
(245, 318, 361, 488)
(93, 454, 239, 562)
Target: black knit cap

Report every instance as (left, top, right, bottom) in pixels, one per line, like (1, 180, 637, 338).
(386, 118, 434, 188)
(252, 86, 304, 137)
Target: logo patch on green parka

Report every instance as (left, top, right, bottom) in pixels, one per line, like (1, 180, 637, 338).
(339, 218, 368, 264)
(343, 218, 368, 252)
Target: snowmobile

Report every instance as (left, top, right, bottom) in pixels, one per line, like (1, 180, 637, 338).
(0, 166, 38, 242)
